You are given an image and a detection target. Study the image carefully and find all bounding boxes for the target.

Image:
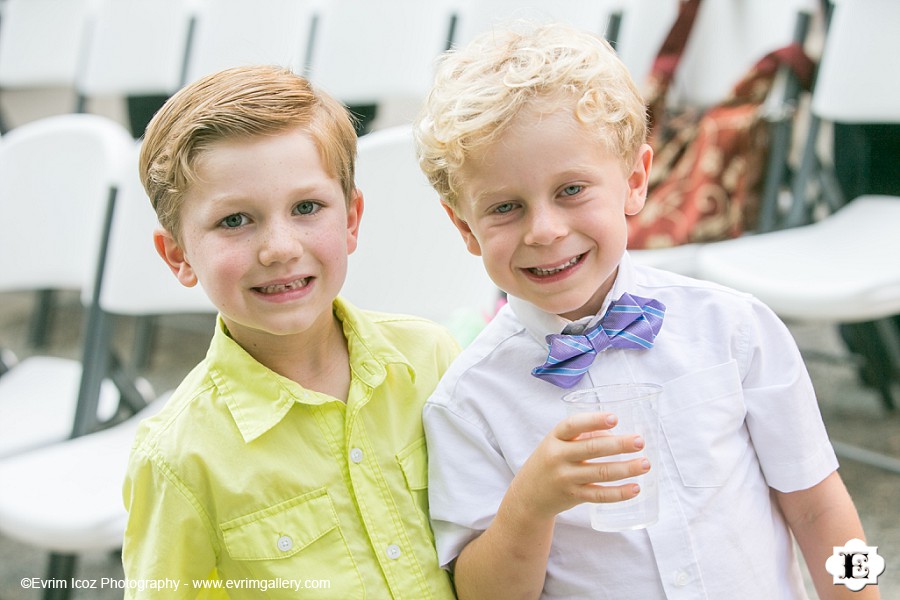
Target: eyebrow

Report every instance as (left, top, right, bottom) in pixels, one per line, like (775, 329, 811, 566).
(469, 187, 506, 206)
(209, 177, 342, 204)
(469, 166, 601, 205)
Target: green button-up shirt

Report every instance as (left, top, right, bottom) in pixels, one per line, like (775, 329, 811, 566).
(123, 297, 459, 599)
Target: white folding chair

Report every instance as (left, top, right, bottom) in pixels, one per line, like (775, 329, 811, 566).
(75, 0, 194, 123)
(307, 0, 456, 128)
(695, 0, 900, 473)
(615, 0, 817, 107)
(0, 0, 94, 131)
(452, 0, 623, 46)
(73, 142, 216, 433)
(0, 396, 167, 554)
(184, 0, 317, 84)
(0, 114, 135, 460)
(342, 125, 500, 345)
(605, 0, 680, 89)
(623, 0, 820, 275)
(0, 141, 216, 595)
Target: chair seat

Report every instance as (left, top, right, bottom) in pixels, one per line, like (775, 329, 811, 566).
(0, 396, 166, 553)
(696, 196, 900, 322)
(0, 356, 119, 459)
(628, 243, 703, 277)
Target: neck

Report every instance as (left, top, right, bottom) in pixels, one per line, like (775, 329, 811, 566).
(228, 313, 352, 402)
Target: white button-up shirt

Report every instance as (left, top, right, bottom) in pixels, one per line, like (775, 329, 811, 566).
(424, 253, 837, 599)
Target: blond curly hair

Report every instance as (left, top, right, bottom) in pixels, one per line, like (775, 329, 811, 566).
(415, 22, 647, 211)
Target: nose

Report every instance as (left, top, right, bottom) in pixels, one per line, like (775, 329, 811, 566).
(524, 204, 568, 246)
(257, 219, 303, 266)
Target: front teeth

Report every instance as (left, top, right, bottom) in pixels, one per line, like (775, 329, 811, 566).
(530, 256, 579, 276)
(258, 278, 309, 294)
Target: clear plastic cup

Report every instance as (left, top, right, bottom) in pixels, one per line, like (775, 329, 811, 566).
(562, 383, 662, 532)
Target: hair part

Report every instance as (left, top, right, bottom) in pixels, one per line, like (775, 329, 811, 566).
(139, 65, 358, 240)
(414, 22, 648, 210)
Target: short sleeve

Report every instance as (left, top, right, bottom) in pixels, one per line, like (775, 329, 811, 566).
(122, 445, 221, 598)
(423, 402, 515, 569)
(739, 300, 838, 492)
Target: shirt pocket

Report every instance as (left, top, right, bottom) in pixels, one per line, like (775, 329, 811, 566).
(659, 360, 748, 488)
(220, 488, 363, 596)
(396, 437, 430, 533)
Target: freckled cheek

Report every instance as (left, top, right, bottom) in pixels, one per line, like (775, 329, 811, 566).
(320, 244, 351, 277)
(310, 227, 350, 257)
(197, 244, 252, 286)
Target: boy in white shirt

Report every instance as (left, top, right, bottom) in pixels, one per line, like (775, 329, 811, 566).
(414, 23, 876, 599)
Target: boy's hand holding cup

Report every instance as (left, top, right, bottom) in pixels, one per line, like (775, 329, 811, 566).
(562, 383, 662, 531)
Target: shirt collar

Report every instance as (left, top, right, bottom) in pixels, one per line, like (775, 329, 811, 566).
(335, 296, 417, 390)
(509, 252, 635, 346)
(207, 297, 415, 443)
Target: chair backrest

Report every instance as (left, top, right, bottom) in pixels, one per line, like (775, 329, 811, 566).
(609, 0, 679, 88)
(89, 142, 215, 317)
(0, 114, 134, 295)
(184, 0, 317, 84)
(307, 0, 456, 106)
(782, 0, 900, 226)
(452, 0, 623, 46)
(616, 0, 818, 107)
(70, 141, 213, 437)
(77, 0, 194, 98)
(810, 0, 900, 123)
(342, 125, 498, 327)
(0, 0, 93, 89)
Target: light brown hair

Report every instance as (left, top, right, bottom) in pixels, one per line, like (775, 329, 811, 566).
(140, 65, 357, 240)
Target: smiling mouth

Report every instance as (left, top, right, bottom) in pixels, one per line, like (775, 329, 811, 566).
(527, 254, 584, 277)
(253, 278, 311, 294)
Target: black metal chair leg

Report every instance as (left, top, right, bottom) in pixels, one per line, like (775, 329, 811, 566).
(43, 553, 77, 600)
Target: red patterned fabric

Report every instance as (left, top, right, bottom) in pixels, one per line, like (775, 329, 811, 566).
(627, 0, 813, 249)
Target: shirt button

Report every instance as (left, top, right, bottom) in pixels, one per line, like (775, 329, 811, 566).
(350, 448, 364, 463)
(674, 570, 690, 587)
(277, 535, 293, 552)
(386, 544, 402, 560)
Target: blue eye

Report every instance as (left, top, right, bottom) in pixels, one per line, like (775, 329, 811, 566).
(295, 201, 319, 215)
(221, 213, 246, 228)
(561, 185, 582, 197)
(495, 203, 515, 214)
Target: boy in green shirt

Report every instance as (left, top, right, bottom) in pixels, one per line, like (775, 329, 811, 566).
(122, 65, 458, 599)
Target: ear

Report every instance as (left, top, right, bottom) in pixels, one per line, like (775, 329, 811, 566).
(624, 144, 653, 216)
(154, 228, 198, 288)
(441, 201, 483, 257)
(346, 188, 364, 255)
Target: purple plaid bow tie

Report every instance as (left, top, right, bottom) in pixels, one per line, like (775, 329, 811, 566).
(532, 293, 666, 388)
